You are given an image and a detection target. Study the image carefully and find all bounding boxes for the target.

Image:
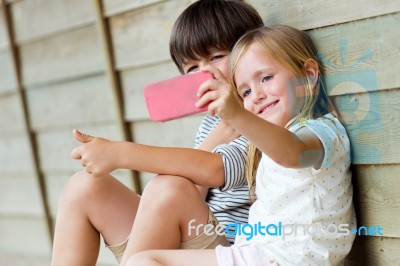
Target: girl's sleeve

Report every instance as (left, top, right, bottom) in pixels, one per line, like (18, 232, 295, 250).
(213, 136, 249, 191)
(291, 117, 351, 169)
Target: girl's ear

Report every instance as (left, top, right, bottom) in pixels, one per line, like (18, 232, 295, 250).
(304, 59, 319, 86)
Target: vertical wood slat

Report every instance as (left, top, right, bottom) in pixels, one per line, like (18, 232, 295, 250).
(0, 0, 53, 242)
(91, 0, 141, 193)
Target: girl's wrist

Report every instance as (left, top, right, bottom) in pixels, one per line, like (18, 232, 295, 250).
(224, 107, 248, 129)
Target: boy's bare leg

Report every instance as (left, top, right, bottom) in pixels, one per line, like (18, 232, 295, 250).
(126, 249, 218, 266)
(120, 175, 211, 265)
(51, 170, 140, 266)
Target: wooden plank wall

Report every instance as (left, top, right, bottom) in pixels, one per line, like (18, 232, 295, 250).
(0, 0, 399, 265)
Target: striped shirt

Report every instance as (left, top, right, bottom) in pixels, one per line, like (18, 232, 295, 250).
(194, 115, 250, 243)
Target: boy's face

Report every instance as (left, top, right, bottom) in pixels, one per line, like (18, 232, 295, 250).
(181, 50, 230, 79)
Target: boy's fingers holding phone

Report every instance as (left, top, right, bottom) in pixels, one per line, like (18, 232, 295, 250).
(196, 78, 222, 108)
(199, 65, 225, 81)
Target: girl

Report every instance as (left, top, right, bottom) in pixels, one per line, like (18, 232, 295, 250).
(126, 25, 356, 265)
(51, 1, 263, 265)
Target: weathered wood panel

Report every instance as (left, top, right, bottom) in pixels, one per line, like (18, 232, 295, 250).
(11, 0, 95, 44)
(0, 49, 17, 94)
(310, 12, 400, 94)
(345, 236, 400, 265)
(103, 0, 167, 17)
(5, 0, 21, 4)
(0, 216, 51, 257)
(20, 25, 104, 87)
(332, 89, 400, 164)
(0, 7, 9, 50)
(248, 0, 400, 31)
(122, 60, 179, 121)
(110, 0, 191, 70)
(0, 93, 25, 134)
(0, 134, 34, 175)
(26, 75, 117, 130)
(351, 164, 400, 238)
(36, 123, 126, 174)
(0, 175, 44, 216)
(131, 115, 203, 148)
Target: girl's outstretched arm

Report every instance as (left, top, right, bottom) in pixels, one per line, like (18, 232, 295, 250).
(70, 129, 225, 187)
(224, 109, 323, 169)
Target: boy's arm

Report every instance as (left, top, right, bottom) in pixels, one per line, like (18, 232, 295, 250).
(196, 120, 240, 199)
(71, 130, 225, 187)
(120, 142, 225, 187)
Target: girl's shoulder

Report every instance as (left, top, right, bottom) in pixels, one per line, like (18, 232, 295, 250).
(290, 113, 347, 137)
(290, 113, 351, 168)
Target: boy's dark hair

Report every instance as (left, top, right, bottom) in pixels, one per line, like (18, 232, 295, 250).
(170, 0, 263, 73)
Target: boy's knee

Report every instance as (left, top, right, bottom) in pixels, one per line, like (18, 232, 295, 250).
(126, 251, 154, 266)
(59, 170, 99, 205)
(142, 175, 198, 205)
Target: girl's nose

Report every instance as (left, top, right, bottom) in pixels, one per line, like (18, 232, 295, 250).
(252, 86, 266, 103)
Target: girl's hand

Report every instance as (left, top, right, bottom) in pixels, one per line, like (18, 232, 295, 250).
(70, 129, 121, 177)
(195, 65, 243, 121)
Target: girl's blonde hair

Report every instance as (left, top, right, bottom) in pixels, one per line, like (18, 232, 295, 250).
(229, 25, 337, 201)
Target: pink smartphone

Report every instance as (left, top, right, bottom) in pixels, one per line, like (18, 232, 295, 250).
(144, 71, 213, 122)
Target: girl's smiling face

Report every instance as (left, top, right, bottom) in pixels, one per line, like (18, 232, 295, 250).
(234, 43, 305, 127)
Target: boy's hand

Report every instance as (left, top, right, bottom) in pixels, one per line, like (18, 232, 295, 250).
(70, 129, 121, 177)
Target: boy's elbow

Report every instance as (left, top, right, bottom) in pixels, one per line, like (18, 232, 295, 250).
(204, 154, 225, 188)
(210, 167, 225, 188)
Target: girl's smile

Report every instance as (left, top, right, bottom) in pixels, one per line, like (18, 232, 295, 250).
(257, 99, 279, 115)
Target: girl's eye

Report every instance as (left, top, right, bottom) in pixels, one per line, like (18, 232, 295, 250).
(262, 75, 273, 82)
(242, 88, 251, 98)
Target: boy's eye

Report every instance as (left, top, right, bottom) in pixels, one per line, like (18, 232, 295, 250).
(211, 54, 225, 61)
(262, 75, 273, 82)
(185, 65, 198, 74)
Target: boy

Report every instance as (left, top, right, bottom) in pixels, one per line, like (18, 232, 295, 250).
(51, 1, 263, 265)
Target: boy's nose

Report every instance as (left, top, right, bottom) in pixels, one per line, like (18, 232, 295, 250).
(198, 60, 210, 68)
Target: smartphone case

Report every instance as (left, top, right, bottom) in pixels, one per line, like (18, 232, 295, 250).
(144, 72, 213, 122)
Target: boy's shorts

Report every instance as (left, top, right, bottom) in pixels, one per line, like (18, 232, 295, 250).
(106, 209, 230, 263)
(216, 243, 278, 266)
